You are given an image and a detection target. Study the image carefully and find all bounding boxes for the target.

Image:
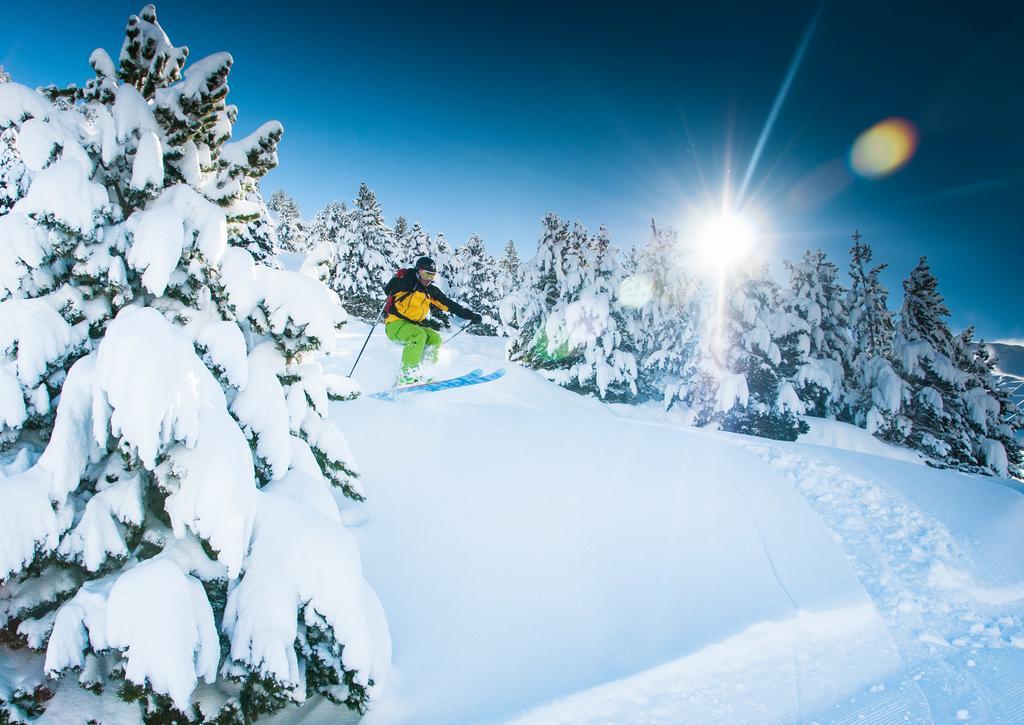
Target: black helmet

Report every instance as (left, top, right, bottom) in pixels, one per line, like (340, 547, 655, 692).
(415, 257, 437, 273)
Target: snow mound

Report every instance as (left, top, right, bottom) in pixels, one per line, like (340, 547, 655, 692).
(510, 605, 899, 725)
(798, 417, 924, 464)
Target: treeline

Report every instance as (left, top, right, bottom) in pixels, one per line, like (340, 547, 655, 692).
(270, 186, 1021, 479)
(265, 186, 518, 335)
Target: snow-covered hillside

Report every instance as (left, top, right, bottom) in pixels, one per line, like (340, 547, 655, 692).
(269, 321, 1024, 724)
(987, 343, 1024, 444)
(4, 308, 1024, 724)
(990, 342, 1024, 379)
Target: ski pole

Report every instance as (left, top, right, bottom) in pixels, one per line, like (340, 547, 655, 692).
(348, 302, 387, 377)
(443, 321, 474, 345)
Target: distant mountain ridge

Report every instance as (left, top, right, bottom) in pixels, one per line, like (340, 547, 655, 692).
(988, 342, 1024, 379)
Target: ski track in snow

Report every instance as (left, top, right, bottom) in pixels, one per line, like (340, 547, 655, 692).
(742, 440, 1024, 723)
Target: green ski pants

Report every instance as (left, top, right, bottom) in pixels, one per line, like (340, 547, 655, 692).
(385, 320, 442, 371)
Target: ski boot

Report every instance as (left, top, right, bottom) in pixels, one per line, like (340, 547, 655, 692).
(395, 370, 434, 388)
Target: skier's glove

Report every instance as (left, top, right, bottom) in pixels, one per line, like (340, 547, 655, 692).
(467, 312, 483, 325)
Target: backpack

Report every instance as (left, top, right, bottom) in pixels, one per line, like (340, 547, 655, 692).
(383, 269, 414, 319)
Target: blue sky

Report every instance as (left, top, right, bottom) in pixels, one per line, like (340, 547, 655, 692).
(3, 1, 1023, 340)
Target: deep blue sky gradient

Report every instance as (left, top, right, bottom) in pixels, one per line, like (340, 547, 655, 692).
(3, 1, 1023, 339)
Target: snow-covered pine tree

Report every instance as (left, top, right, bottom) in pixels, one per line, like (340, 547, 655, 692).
(267, 189, 307, 254)
(398, 220, 430, 268)
(630, 222, 702, 406)
(681, 262, 808, 441)
(0, 127, 28, 215)
(566, 218, 588, 258)
(301, 200, 350, 287)
(432, 231, 457, 286)
(506, 217, 637, 400)
(0, 64, 22, 215)
(494, 240, 523, 337)
(451, 233, 500, 335)
(846, 231, 906, 438)
(623, 244, 640, 275)
(0, 7, 389, 722)
(888, 259, 1015, 475)
(496, 240, 522, 297)
(505, 213, 572, 366)
(974, 342, 1024, 477)
(950, 328, 1023, 477)
(230, 182, 278, 265)
(891, 257, 975, 465)
(782, 250, 855, 420)
(392, 222, 455, 288)
(334, 182, 392, 321)
(215, 98, 283, 266)
(561, 225, 638, 400)
(848, 231, 895, 360)
(392, 214, 411, 264)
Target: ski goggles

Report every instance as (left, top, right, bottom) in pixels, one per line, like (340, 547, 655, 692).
(417, 269, 437, 281)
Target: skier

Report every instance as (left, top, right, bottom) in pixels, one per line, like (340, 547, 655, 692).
(384, 257, 482, 384)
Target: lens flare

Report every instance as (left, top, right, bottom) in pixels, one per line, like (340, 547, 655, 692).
(849, 117, 919, 179)
(619, 274, 654, 309)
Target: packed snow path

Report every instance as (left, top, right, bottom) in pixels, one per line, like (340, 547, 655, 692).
(316, 324, 1024, 724)
(742, 440, 1024, 723)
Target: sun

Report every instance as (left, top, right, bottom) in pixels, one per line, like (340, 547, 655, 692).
(694, 212, 757, 270)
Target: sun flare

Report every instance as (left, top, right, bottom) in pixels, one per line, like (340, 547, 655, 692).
(694, 213, 756, 270)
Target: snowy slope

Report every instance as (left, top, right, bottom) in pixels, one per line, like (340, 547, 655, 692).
(986, 342, 1024, 445)
(10, 317, 1023, 724)
(313, 323, 1024, 724)
(989, 342, 1024, 379)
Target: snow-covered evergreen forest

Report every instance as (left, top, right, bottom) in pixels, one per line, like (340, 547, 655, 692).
(280, 183, 1021, 478)
(2, 5, 1023, 725)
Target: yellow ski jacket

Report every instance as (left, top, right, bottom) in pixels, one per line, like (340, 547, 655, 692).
(383, 269, 475, 325)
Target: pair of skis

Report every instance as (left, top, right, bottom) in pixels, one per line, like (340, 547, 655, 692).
(370, 368, 506, 400)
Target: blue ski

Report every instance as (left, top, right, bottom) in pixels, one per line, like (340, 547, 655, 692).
(371, 368, 505, 400)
